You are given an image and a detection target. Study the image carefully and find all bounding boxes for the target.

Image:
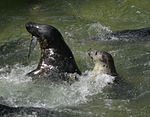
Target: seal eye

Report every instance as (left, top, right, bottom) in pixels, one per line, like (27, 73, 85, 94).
(103, 65, 105, 67)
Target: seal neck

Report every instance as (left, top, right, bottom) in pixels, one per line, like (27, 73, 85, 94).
(37, 47, 80, 74)
(93, 62, 118, 76)
(37, 48, 59, 70)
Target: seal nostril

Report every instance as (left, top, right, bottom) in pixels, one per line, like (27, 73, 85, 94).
(26, 22, 34, 28)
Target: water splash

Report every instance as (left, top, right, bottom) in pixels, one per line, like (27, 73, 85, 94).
(0, 64, 115, 108)
(87, 22, 113, 40)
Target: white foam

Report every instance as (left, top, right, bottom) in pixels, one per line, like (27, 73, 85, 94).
(0, 64, 34, 83)
(72, 71, 115, 96)
(0, 65, 115, 108)
(87, 22, 112, 40)
(88, 22, 112, 35)
(136, 11, 141, 14)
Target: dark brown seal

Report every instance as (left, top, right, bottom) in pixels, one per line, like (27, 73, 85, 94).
(88, 49, 119, 80)
(25, 22, 81, 81)
(109, 27, 150, 39)
(92, 27, 150, 41)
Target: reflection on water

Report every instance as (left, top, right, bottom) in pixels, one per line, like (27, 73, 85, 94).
(0, 0, 150, 116)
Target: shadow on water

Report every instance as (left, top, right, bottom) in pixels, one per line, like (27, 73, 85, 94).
(0, 104, 80, 117)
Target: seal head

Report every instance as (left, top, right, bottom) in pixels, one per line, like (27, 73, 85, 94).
(88, 49, 118, 77)
(25, 22, 81, 80)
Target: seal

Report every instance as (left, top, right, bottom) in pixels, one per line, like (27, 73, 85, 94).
(25, 22, 81, 81)
(93, 27, 150, 41)
(108, 27, 150, 40)
(88, 49, 120, 82)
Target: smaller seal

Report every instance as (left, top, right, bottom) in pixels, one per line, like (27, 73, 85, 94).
(88, 49, 119, 82)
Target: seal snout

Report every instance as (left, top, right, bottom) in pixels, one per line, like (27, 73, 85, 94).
(26, 22, 33, 34)
(25, 22, 39, 36)
(88, 48, 102, 57)
(88, 48, 95, 56)
(88, 49, 109, 63)
(26, 22, 34, 30)
(26, 22, 36, 28)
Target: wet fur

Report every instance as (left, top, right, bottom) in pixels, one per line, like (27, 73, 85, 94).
(93, 27, 150, 40)
(109, 27, 150, 39)
(88, 49, 117, 76)
(88, 49, 120, 83)
(25, 22, 81, 81)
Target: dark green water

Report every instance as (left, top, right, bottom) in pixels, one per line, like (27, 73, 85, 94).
(0, 0, 150, 116)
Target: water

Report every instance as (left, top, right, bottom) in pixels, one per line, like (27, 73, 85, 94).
(0, 0, 150, 116)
